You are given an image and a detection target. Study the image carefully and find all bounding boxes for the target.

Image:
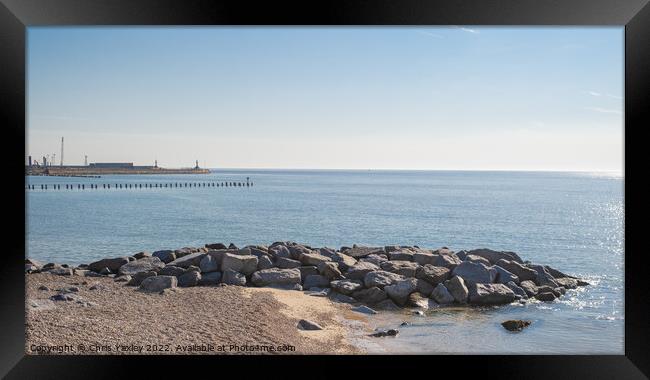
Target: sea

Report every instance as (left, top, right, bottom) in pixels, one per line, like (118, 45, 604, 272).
(25, 169, 624, 354)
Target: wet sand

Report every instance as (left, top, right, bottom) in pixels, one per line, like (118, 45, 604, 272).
(25, 273, 373, 355)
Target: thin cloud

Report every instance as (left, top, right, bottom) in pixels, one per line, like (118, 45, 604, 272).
(585, 107, 622, 115)
(418, 31, 444, 39)
(584, 90, 622, 100)
(606, 94, 623, 100)
(587, 91, 602, 96)
(454, 26, 480, 34)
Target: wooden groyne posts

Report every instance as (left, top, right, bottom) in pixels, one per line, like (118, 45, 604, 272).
(26, 179, 254, 191)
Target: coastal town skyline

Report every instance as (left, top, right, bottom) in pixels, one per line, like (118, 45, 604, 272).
(28, 27, 623, 172)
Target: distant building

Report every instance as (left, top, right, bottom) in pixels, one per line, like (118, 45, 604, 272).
(88, 162, 134, 168)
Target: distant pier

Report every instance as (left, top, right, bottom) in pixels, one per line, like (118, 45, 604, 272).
(26, 179, 253, 191)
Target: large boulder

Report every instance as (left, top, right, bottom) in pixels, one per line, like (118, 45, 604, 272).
(127, 271, 157, 286)
(388, 250, 414, 261)
(346, 261, 380, 280)
(205, 242, 228, 250)
(434, 254, 462, 269)
(495, 259, 538, 282)
(139, 275, 177, 292)
(380, 261, 420, 278)
(352, 287, 388, 304)
(466, 248, 523, 264)
(384, 278, 418, 306)
(415, 265, 450, 285)
(407, 292, 434, 308)
(299, 266, 319, 279)
(330, 279, 364, 295)
(133, 251, 151, 260)
(152, 250, 176, 264)
(199, 271, 222, 286)
(303, 274, 330, 289)
(430, 283, 455, 304)
(222, 269, 246, 286)
(118, 256, 165, 276)
(317, 261, 344, 280)
(413, 252, 440, 266)
(468, 283, 516, 305)
(555, 277, 579, 289)
(199, 254, 219, 273)
(519, 280, 538, 297)
(330, 252, 357, 272)
(527, 264, 559, 287)
(416, 279, 435, 297)
(220, 253, 258, 276)
(364, 270, 405, 288)
(88, 257, 130, 273)
(178, 271, 201, 287)
(505, 281, 528, 299)
(276, 257, 302, 269)
(251, 268, 301, 287)
(360, 254, 389, 267)
(257, 255, 275, 270)
(158, 265, 186, 277)
(464, 254, 491, 266)
(268, 245, 291, 259)
(344, 246, 385, 258)
(167, 252, 206, 268)
(493, 265, 519, 284)
(299, 252, 331, 267)
(451, 261, 496, 285)
(444, 275, 469, 303)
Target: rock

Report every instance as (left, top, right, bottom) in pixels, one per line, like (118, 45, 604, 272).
(42, 263, 60, 270)
(527, 264, 559, 287)
(444, 275, 469, 303)
(364, 270, 405, 288)
(464, 254, 491, 266)
(88, 283, 105, 291)
(468, 283, 516, 305)
(276, 257, 302, 269)
(400, 321, 410, 326)
(88, 257, 130, 273)
(99, 267, 112, 275)
(60, 286, 80, 293)
(466, 248, 524, 264)
(127, 271, 157, 286)
(544, 265, 574, 279)
(555, 286, 566, 296)
(288, 244, 310, 259)
(380, 261, 420, 278)
(413, 310, 425, 316)
(413, 252, 440, 266)
(374, 299, 401, 311)
(318, 247, 337, 257)
(268, 245, 291, 259)
(174, 270, 199, 287)
(152, 250, 176, 264)
(415, 265, 450, 285)
(384, 278, 418, 306)
(389, 250, 414, 261)
(222, 269, 246, 286)
(352, 305, 378, 315)
(519, 280, 538, 297)
(167, 252, 206, 268)
(25, 258, 43, 269)
(251, 268, 301, 287)
(351, 287, 387, 304)
(299, 252, 331, 267)
(247, 247, 269, 258)
(220, 253, 258, 276)
(329, 292, 358, 304)
(50, 293, 84, 302)
(38, 285, 49, 291)
(199, 254, 220, 273)
(133, 251, 151, 260)
(158, 266, 186, 277)
(555, 277, 579, 289)
(118, 257, 165, 276)
(434, 254, 462, 269)
(330, 252, 357, 272)
(174, 247, 197, 258)
(493, 265, 520, 284)
(407, 292, 433, 308)
(502, 320, 532, 332)
(198, 271, 222, 285)
(456, 250, 468, 260)
(416, 279, 435, 297)
(451, 261, 496, 285)
(330, 279, 364, 295)
(48, 268, 74, 276)
(257, 255, 275, 270)
(298, 266, 319, 279)
(505, 281, 528, 299)
(303, 274, 330, 289)
(495, 259, 538, 282)
(431, 283, 455, 304)
(205, 242, 227, 250)
(297, 319, 323, 330)
(577, 279, 590, 286)
(535, 292, 556, 302)
(360, 254, 388, 267)
(73, 269, 90, 277)
(346, 261, 380, 280)
(307, 288, 331, 297)
(370, 329, 399, 337)
(344, 246, 385, 258)
(317, 261, 344, 280)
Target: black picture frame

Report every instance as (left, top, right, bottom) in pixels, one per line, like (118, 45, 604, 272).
(1, 0, 648, 378)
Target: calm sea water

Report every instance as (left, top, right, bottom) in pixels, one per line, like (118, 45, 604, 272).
(26, 170, 624, 354)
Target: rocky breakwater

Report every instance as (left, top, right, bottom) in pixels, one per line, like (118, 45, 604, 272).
(26, 243, 589, 311)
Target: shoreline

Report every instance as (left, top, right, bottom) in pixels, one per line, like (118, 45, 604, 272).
(25, 242, 589, 355)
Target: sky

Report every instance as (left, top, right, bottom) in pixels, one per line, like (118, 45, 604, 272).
(27, 27, 624, 171)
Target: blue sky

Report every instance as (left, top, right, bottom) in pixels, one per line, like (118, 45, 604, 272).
(27, 27, 623, 171)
